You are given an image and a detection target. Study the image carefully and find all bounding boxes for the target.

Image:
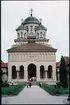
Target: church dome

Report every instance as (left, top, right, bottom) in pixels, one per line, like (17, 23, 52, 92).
(23, 16, 40, 25)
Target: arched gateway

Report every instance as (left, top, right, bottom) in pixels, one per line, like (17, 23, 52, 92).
(28, 64, 36, 80)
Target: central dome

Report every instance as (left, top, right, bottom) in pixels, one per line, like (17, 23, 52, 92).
(23, 16, 40, 25)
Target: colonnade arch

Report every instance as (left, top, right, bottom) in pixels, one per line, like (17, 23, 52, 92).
(28, 63, 36, 80)
(11, 64, 53, 80)
(12, 66, 17, 79)
(47, 65, 52, 78)
(19, 65, 24, 79)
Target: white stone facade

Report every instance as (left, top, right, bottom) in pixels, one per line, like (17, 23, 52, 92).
(8, 52, 56, 84)
(7, 10, 57, 84)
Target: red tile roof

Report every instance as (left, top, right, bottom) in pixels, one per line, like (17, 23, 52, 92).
(7, 43, 57, 52)
(1, 60, 8, 68)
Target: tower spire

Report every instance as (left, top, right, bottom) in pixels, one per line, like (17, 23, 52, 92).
(30, 8, 33, 16)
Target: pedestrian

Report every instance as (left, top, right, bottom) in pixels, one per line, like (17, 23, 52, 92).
(29, 81, 32, 88)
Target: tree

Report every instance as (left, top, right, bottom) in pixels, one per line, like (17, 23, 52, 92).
(0, 69, 3, 82)
(59, 56, 68, 88)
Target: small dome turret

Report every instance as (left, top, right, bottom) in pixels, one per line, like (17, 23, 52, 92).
(16, 24, 26, 31)
(36, 24, 47, 31)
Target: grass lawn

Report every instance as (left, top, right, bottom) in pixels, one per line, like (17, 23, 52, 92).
(41, 83, 69, 96)
(1, 83, 26, 96)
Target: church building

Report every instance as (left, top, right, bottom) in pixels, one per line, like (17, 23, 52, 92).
(7, 9, 57, 84)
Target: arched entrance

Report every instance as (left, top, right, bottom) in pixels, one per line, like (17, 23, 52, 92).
(28, 64, 36, 80)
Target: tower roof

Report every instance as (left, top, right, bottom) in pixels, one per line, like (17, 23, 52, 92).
(22, 16, 40, 25)
(16, 24, 26, 31)
(1, 60, 8, 68)
(36, 24, 47, 31)
(7, 43, 57, 52)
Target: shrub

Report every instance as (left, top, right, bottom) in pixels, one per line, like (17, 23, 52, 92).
(2, 82, 9, 87)
(1, 83, 26, 95)
(7, 91, 12, 95)
(54, 85, 56, 88)
(55, 90, 60, 94)
(58, 85, 60, 88)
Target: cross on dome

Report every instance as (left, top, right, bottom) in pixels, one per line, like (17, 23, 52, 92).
(30, 8, 34, 16)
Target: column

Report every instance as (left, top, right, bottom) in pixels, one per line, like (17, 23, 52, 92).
(52, 64, 56, 81)
(16, 65, 20, 82)
(45, 66, 48, 80)
(17, 71, 19, 79)
(24, 65, 28, 81)
(45, 72, 47, 80)
(37, 66, 40, 81)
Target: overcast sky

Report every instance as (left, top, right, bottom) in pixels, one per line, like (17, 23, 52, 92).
(1, 1, 69, 63)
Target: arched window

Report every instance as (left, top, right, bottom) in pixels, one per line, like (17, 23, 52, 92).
(30, 25, 33, 32)
(21, 32, 23, 38)
(24, 33, 26, 38)
(44, 32, 45, 38)
(37, 33, 39, 39)
(40, 32, 42, 38)
(19, 65, 24, 79)
(35, 26, 36, 32)
(40, 65, 45, 78)
(12, 66, 17, 79)
(26, 26, 28, 32)
(17, 33, 20, 38)
(47, 65, 52, 78)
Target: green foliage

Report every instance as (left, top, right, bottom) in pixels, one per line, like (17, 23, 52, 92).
(1, 83, 26, 96)
(41, 83, 69, 95)
(1, 81, 9, 87)
(59, 56, 68, 88)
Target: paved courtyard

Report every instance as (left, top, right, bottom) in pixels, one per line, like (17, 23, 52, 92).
(1, 85, 69, 104)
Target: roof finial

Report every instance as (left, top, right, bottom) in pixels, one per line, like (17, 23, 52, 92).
(21, 18, 24, 24)
(30, 8, 33, 16)
(40, 18, 42, 24)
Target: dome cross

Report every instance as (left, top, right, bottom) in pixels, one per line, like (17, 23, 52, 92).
(30, 8, 33, 16)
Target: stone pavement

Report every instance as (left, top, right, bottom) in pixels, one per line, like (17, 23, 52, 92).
(1, 85, 69, 104)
